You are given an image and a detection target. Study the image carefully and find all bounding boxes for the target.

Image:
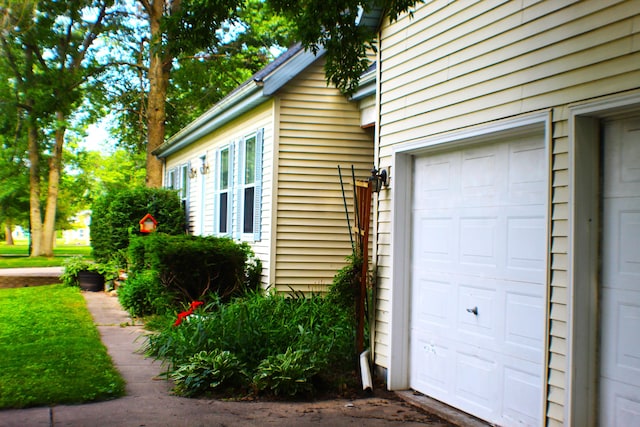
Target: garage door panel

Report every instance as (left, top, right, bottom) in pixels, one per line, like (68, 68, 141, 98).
(456, 350, 499, 415)
(600, 378, 640, 427)
(601, 289, 640, 386)
(458, 283, 497, 339)
(504, 290, 545, 361)
(603, 201, 640, 289)
(459, 216, 499, 268)
(604, 117, 640, 198)
(507, 139, 546, 204)
(414, 155, 458, 210)
(502, 359, 544, 425)
(410, 332, 454, 395)
(411, 275, 455, 331)
(461, 146, 501, 204)
(505, 212, 547, 282)
(414, 215, 456, 265)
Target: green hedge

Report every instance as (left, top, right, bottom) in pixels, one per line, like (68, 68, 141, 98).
(125, 234, 261, 306)
(90, 188, 185, 264)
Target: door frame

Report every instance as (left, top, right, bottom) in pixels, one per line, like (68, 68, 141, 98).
(387, 110, 552, 423)
(568, 90, 640, 426)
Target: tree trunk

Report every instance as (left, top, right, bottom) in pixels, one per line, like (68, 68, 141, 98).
(28, 119, 43, 256)
(4, 222, 14, 245)
(145, 0, 173, 188)
(40, 110, 65, 257)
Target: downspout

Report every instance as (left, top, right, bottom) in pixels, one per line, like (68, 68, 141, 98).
(368, 22, 384, 381)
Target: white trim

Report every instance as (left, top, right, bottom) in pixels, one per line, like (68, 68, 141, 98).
(567, 90, 640, 427)
(387, 111, 552, 425)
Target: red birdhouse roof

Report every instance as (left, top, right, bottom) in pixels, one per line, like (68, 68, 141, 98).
(139, 213, 157, 225)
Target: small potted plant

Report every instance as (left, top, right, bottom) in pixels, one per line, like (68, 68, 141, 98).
(61, 256, 117, 292)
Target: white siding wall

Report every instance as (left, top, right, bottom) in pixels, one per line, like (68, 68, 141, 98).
(377, 1, 640, 425)
(164, 101, 275, 287)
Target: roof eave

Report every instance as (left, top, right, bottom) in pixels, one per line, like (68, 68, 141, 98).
(154, 46, 325, 159)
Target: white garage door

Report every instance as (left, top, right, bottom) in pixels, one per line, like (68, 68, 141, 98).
(410, 134, 547, 426)
(601, 117, 640, 426)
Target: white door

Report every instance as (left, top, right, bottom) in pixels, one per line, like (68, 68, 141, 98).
(600, 117, 640, 426)
(409, 134, 547, 426)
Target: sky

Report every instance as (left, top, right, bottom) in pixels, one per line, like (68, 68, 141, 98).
(83, 119, 114, 154)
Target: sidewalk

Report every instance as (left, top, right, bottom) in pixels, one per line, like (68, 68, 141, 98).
(0, 290, 459, 427)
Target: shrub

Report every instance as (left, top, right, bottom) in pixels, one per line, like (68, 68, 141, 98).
(117, 270, 174, 317)
(253, 348, 319, 396)
(144, 292, 355, 398)
(171, 350, 246, 397)
(128, 234, 260, 302)
(90, 188, 185, 264)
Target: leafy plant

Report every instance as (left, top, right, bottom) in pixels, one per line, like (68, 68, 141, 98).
(171, 350, 246, 397)
(117, 270, 174, 318)
(60, 256, 118, 287)
(253, 348, 319, 396)
(144, 291, 356, 398)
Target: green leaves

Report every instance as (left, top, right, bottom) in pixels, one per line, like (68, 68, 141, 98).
(145, 291, 356, 398)
(171, 349, 246, 397)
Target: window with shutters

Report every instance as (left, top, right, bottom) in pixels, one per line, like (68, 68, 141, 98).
(214, 145, 232, 235)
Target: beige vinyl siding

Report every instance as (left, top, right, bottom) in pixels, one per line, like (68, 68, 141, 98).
(377, 0, 640, 424)
(164, 101, 275, 287)
(274, 58, 374, 293)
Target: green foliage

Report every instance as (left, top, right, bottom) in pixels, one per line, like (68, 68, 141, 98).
(117, 270, 175, 318)
(60, 255, 118, 287)
(90, 187, 185, 264)
(267, 0, 420, 94)
(253, 348, 319, 396)
(171, 350, 246, 397)
(127, 233, 260, 303)
(0, 285, 125, 409)
(145, 291, 355, 398)
(327, 253, 362, 313)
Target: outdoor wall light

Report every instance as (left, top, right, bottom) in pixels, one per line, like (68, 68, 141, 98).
(369, 166, 389, 193)
(199, 156, 209, 175)
(189, 167, 198, 179)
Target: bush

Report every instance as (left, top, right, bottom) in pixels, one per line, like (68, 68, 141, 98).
(117, 270, 174, 317)
(171, 350, 246, 397)
(128, 234, 260, 303)
(253, 348, 319, 396)
(90, 188, 185, 264)
(144, 292, 355, 398)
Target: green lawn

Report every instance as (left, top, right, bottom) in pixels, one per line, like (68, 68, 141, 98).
(0, 242, 92, 268)
(0, 285, 125, 409)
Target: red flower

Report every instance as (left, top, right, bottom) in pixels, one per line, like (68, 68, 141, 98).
(172, 301, 203, 326)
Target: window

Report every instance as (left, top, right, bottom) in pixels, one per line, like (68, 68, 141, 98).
(214, 145, 233, 235)
(180, 164, 189, 200)
(166, 169, 176, 189)
(242, 135, 257, 234)
(213, 128, 263, 241)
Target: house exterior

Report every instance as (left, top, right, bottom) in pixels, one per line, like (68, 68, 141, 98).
(154, 45, 375, 293)
(371, 1, 640, 426)
(62, 210, 91, 245)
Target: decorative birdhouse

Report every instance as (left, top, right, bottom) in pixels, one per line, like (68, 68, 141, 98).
(139, 213, 158, 233)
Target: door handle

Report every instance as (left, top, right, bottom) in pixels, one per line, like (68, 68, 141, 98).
(466, 306, 478, 316)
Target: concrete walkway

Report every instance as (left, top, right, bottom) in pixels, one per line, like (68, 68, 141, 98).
(0, 289, 460, 427)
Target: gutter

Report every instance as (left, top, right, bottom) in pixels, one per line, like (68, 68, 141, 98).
(153, 81, 264, 158)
